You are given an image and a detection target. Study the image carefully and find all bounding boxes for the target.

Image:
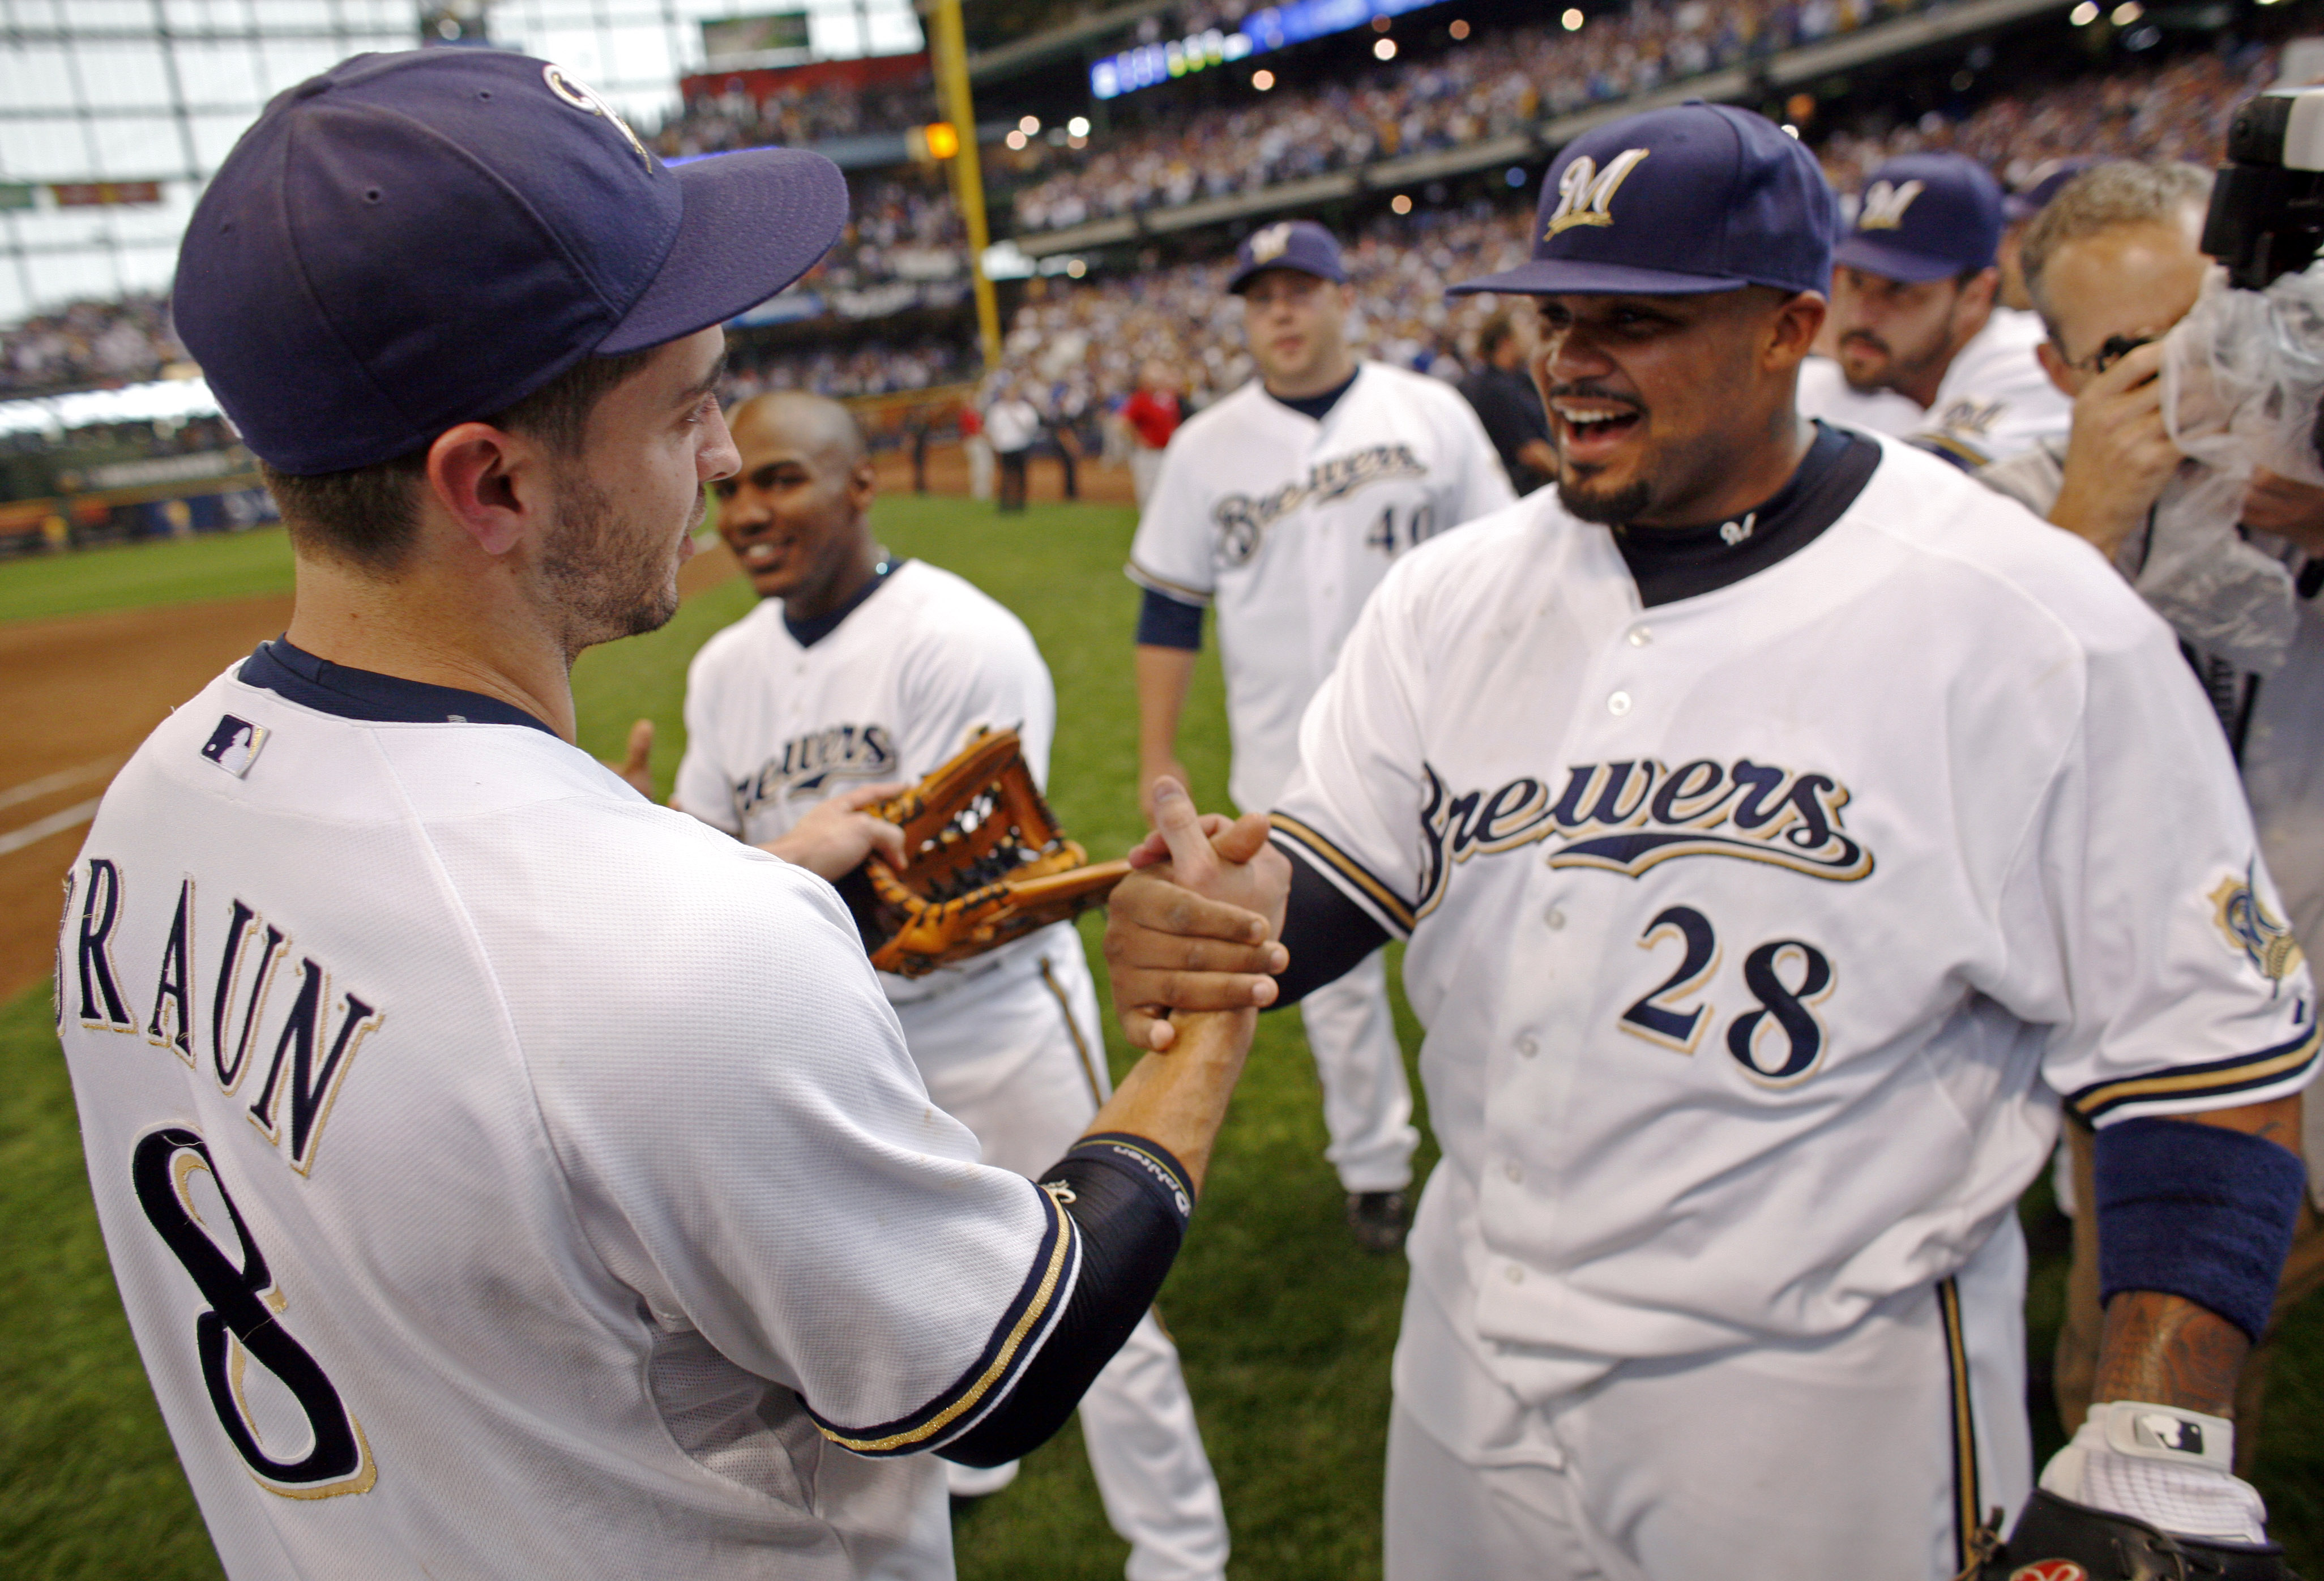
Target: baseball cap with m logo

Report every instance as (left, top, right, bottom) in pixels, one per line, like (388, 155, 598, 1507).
(1451, 101, 1834, 298)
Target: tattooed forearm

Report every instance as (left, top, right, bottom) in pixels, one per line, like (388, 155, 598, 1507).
(2091, 1291, 2250, 1418)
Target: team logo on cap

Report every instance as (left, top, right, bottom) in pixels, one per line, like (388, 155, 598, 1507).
(2211, 862, 2304, 989)
(1545, 148, 1650, 237)
(2006, 1564, 2086, 1581)
(1248, 223, 1295, 263)
(542, 64, 653, 169)
(1856, 178, 1925, 231)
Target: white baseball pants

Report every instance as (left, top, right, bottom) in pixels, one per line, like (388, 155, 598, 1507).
(899, 927, 1229, 1581)
(1383, 1221, 2032, 1581)
(1300, 947, 1419, 1193)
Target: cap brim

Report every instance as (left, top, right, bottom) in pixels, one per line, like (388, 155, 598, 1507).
(1830, 235, 1962, 284)
(1447, 258, 1748, 296)
(598, 147, 849, 355)
(1226, 260, 1347, 293)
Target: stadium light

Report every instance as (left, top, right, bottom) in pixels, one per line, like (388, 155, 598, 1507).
(1371, 13, 1391, 29)
(1019, 115, 1041, 135)
(1450, 18, 1470, 37)
(1067, 116, 1090, 136)
(1374, 36, 1396, 58)
(918, 121, 961, 160)
(2109, 0, 2141, 18)
(1005, 129, 1028, 150)
(1066, 258, 1087, 277)
(1506, 166, 1527, 186)
(1253, 68, 1276, 89)
(1391, 193, 1413, 213)
(2068, 0, 2097, 19)
(1562, 8, 1583, 29)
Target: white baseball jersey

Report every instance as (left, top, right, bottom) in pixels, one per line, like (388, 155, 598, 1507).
(1127, 360, 1516, 811)
(1268, 436, 2318, 1452)
(57, 663, 1080, 1579)
(673, 559, 1058, 1010)
(1798, 308, 2070, 468)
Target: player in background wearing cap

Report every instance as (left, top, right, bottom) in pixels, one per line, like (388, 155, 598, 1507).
(1799, 151, 2071, 468)
(55, 50, 1275, 1579)
(1978, 159, 2324, 1474)
(1997, 159, 2091, 312)
(1129, 219, 1514, 1253)
(635, 390, 1230, 1581)
(1105, 102, 2314, 1577)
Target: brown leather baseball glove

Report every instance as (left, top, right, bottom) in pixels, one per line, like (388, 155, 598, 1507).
(847, 728, 1129, 977)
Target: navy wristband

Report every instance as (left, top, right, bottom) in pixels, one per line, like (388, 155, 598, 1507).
(1135, 587, 1204, 650)
(2094, 1116, 2306, 1343)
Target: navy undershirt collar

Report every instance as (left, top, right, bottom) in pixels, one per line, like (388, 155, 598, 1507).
(238, 638, 558, 736)
(1610, 421, 1879, 608)
(1267, 366, 1360, 423)
(784, 553, 905, 648)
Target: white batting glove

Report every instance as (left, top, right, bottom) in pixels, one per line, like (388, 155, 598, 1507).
(2039, 1400, 2267, 1543)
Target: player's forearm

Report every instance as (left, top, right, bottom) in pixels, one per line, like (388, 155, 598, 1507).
(1134, 644, 1197, 772)
(2088, 1093, 2303, 1416)
(2090, 1291, 2248, 1418)
(1083, 1009, 1254, 1195)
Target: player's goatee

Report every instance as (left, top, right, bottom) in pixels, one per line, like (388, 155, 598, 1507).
(1556, 475, 1650, 525)
(540, 465, 683, 650)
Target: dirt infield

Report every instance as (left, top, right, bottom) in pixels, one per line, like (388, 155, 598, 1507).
(0, 540, 751, 1004)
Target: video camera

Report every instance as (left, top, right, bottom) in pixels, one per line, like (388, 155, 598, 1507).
(2203, 85, 2324, 289)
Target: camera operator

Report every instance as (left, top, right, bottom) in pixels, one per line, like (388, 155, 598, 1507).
(1984, 156, 2324, 1476)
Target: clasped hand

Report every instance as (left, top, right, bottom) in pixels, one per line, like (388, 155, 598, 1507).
(1104, 778, 1292, 1051)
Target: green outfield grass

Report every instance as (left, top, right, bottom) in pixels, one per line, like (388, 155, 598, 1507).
(0, 526, 295, 624)
(3, 498, 2319, 1578)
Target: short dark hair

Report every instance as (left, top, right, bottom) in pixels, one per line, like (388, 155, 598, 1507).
(1476, 310, 1522, 362)
(260, 348, 656, 574)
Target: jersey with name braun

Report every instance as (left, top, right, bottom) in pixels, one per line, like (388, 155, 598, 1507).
(674, 559, 1060, 1009)
(1127, 360, 1515, 811)
(1270, 436, 2317, 1408)
(55, 670, 1076, 1579)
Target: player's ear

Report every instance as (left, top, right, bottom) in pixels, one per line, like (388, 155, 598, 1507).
(424, 421, 541, 558)
(848, 455, 878, 512)
(1764, 289, 1825, 371)
(2034, 337, 2079, 398)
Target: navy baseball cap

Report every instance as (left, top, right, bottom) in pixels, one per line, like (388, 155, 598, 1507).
(1226, 220, 1348, 292)
(175, 49, 847, 475)
(1449, 102, 1834, 297)
(2003, 158, 2094, 223)
(1832, 153, 2005, 283)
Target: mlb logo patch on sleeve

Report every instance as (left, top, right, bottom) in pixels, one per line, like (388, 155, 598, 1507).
(200, 716, 268, 778)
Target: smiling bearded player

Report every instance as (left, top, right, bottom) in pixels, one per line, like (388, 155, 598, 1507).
(1101, 102, 2316, 1579)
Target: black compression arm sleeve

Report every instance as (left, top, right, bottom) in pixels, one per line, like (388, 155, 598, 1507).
(1270, 839, 1391, 1006)
(1135, 587, 1204, 650)
(939, 1135, 1195, 1467)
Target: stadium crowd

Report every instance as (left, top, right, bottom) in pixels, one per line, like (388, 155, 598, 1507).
(1819, 40, 2282, 192)
(1006, 0, 1928, 232)
(1, 293, 185, 398)
(647, 75, 934, 158)
(719, 334, 978, 404)
(986, 203, 1528, 422)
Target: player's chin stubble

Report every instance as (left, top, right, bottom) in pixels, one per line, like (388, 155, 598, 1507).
(540, 465, 684, 653)
(1556, 473, 1651, 526)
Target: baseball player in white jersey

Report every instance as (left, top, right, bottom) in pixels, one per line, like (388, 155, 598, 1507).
(1800, 151, 2072, 468)
(652, 390, 1228, 1581)
(1130, 219, 1515, 1250)
(56, 50, 1270, 1580)
(1105, 105, 2317, 1579)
